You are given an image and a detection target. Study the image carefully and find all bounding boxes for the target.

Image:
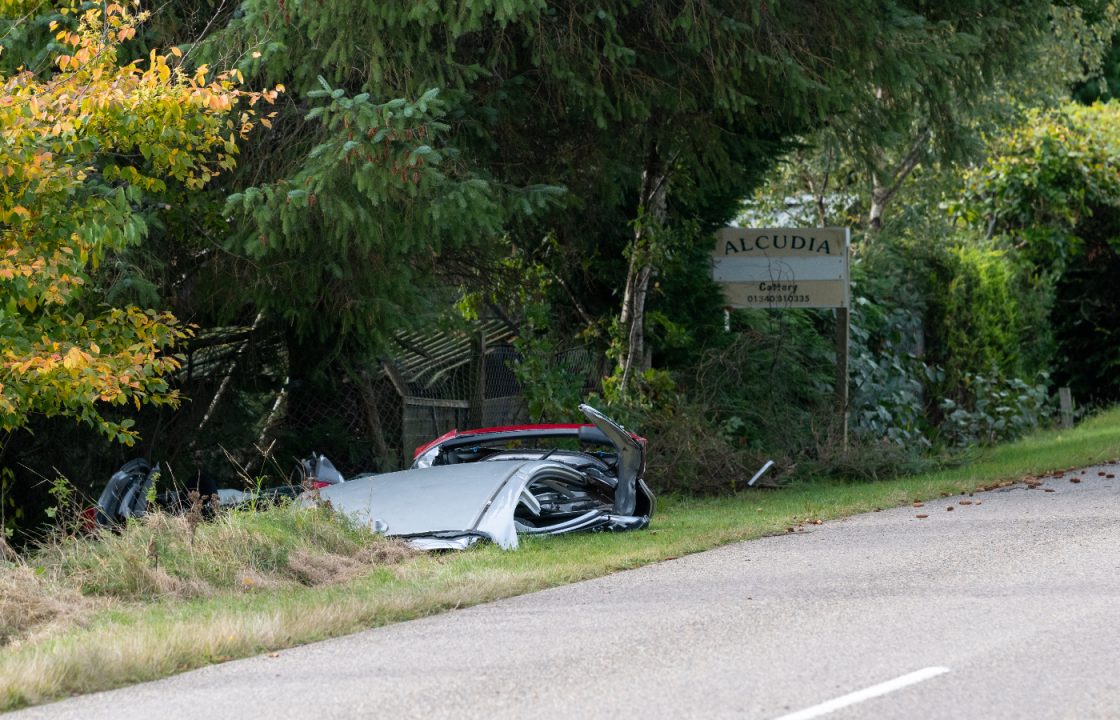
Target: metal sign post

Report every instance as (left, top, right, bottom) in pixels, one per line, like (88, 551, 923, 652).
(712, 227, 852, 445)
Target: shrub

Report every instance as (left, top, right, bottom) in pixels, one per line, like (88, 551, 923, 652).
(939, 369, 1052, 447)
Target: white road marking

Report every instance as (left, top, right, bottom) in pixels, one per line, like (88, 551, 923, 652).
(771, 666, 951, 720)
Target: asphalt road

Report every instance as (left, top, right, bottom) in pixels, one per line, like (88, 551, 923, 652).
(11, 463, 1120, 720)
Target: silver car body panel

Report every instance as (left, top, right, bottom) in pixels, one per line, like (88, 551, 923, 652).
(314, 405, 653, 550)
(317, 459, 647, 550)
(579, 404, 644, 515)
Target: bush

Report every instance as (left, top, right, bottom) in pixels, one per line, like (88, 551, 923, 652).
(939, 369, 1052, 447)
(639, 401, 774, 495)
(850, 301, 937, 450)
(927, 241, 1051, 395)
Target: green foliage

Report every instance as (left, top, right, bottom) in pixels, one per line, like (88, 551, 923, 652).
(1051, 228, 1120, 403)
(1077, 34, 1120, 102)
(684, 311, 835, 457)
(846, 223, 1050, 451)
(954, 102, 1120, 268)
(456, 240, 589, 423)
(639, 401, 766, 495)
(512, 329, 586, 425)
(227, 80, 549, 345)
(939, 369, 1052, 447)
(850, 301, 937, 450)
(955, 101, 1120, 403)
(929, 241, 1050, 392)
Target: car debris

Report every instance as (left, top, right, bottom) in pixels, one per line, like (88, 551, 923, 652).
(312, 404, 655, 549)
(747, 460, 775, 487)
(92, 454, 345, 526)
(92, 405, 654, 551)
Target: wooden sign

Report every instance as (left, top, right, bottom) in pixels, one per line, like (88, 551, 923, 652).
(712, 227, 850, 309)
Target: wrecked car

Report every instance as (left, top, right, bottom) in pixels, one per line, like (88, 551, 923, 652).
(92, 454, 345, 526)
(94, 404, 654, 551)
(311, 404, 655, 550)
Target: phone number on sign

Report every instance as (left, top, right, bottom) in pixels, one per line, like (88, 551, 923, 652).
(744, 294, 811, 304)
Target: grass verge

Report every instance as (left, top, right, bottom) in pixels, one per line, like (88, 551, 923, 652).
(3, 407, 1119, 711)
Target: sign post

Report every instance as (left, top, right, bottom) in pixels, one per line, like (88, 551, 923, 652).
(712, 227, 851, 445)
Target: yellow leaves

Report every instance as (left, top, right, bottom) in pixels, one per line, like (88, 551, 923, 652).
(0, 0, 270, 444)
(62, 346, 89, 371)
(54, 31, 81, 48)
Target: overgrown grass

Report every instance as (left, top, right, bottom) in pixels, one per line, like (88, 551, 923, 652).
(2, 407, 1119, 711)
(36, 503, 414, 601)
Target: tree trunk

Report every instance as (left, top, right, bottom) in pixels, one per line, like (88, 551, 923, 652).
(867, 127, 931, 234)
(869, 177, 888, 233)
(617, 142, 668, 394)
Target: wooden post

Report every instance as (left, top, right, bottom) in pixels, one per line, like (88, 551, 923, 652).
(470, 327, 487, 428)
(836, 306, 850, 450)
(1059, 387, 1074, 430)
(836, 227, 851, 450)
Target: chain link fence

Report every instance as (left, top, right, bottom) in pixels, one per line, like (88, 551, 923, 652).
(177, 319, 601, 480)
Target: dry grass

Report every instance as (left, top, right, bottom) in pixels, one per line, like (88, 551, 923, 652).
(0, 502, 415, 652)
(0, 565, 101, 647)
(30, 504, 415, 603)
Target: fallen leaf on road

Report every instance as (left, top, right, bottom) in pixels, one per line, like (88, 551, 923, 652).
(1071, 478, 1082, 483)
(959, 500, 972, 505)
(946, 506, 954, 511)
(1044, 489, 1055, 492)
(916, 514, 929, 519)
(267, 652, 280, 658)
(913, 502, 925, 507)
